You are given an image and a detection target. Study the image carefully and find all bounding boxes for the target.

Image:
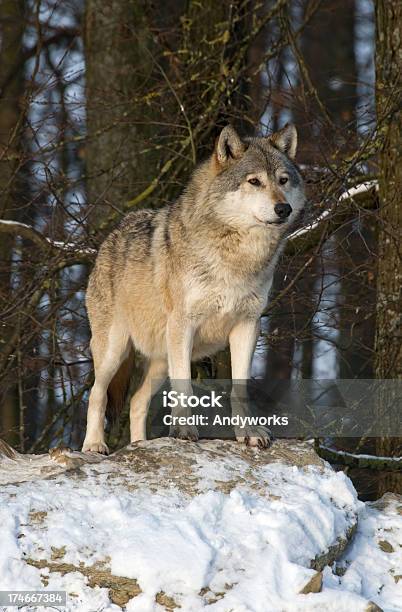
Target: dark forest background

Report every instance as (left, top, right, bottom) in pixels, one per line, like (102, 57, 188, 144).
(0, 0, 400, 499)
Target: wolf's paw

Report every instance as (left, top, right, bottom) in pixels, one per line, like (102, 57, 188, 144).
(82, 440, 109, 454)
(235, 425, 273, 449)
(169, 424, 199, 442)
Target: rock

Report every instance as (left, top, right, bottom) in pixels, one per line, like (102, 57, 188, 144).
(0, 439, 103, 485)
(378, 540, 395, 553)
(331, 492, 402, 612)
(365, 602, 384, 612)
(299, 570, 323, 594)
(0, 438, 360, 610)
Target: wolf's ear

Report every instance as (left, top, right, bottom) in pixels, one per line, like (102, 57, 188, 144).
(270, 123, 297, 160)
(215, 125, 245, 165)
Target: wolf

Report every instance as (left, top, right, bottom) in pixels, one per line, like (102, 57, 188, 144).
(82, 123, 306, 454)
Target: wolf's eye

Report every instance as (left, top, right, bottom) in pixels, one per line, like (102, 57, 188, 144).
(248, 177, 261, 187)
(279, 176, 289, 185)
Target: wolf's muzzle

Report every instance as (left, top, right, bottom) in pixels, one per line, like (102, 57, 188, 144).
(274, 203, 292, 219)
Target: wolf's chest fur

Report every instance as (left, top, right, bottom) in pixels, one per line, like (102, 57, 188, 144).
(185, 274, 272, 319)
(183, 268, 273, 358)
(182, 232, 280, 323)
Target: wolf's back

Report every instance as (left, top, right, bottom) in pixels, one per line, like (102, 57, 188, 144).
(87, 209, 159, 308)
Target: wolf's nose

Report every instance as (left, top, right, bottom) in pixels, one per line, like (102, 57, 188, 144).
(274, 203, 292, 219)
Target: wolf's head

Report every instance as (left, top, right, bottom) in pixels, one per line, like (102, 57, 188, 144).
(207, 124, 305, 232)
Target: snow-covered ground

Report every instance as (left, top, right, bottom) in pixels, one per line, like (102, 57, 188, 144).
(323, 492, 402, 612)
(0, 439, 400, 612)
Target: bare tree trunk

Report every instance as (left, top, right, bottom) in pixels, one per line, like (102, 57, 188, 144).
(294, 0, 357, 162)
(374, 1, 402, 495)
(0, 0, 25, 445)
(85, 0, 156, 235)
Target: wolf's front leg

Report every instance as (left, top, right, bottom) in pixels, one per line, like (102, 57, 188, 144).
(82, 380, 109, 454)
(83, 325, 130, 454)
(166, 315, 198, 441)
(229, 319, 272, 449)
(130, 358, 168, 442)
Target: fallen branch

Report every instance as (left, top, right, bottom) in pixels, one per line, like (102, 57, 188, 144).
(316, 443, 402, 471)
(0, 219, 96, 261)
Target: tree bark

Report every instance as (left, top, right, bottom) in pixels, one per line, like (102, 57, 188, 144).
(0, 0, 25, 445)
(85, 0, 156, 236)
(374, 2, 402, 380)
(374, 1, 402, 495)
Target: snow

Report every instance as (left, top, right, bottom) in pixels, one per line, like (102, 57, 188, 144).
(288, 208, 331, 240)
(337, 179, 379, 201)
(288, 179, 378, 242)
(0, 439, 400, 611)
(324, 493, 402, 612)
